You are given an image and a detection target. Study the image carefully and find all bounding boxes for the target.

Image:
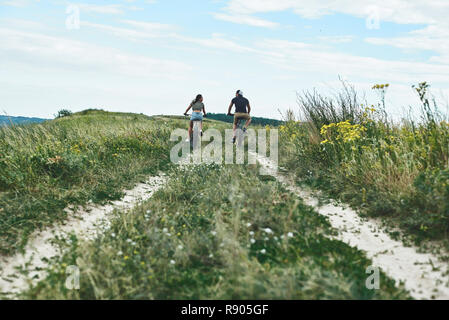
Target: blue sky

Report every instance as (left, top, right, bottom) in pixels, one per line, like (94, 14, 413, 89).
(1, 0, 449, 119)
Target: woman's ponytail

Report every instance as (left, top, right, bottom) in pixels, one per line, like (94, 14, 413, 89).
(190, 94, 203, 108)
(193, 94, 202, 104)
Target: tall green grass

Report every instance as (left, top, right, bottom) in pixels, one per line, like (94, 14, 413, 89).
(280, 82, 449, 244)
(0, 110, 177, 255)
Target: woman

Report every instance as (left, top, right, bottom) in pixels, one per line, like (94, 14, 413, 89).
(184, 94, 207, 140)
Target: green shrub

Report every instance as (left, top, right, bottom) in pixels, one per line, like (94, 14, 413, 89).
(55, 109, 73, 118)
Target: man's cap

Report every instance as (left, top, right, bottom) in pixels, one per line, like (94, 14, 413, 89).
(236, 90, 244, 96)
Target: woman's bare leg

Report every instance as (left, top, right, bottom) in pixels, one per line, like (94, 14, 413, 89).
(188, 121, 193, 140)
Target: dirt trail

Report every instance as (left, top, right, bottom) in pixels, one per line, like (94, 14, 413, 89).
(255, 153, 449, 300)
(0, 175, 167, 298)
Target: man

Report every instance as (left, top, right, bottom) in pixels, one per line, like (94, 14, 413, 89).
(227, 90, 251, 144)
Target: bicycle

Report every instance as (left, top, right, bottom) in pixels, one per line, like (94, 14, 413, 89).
(184, 113, 205, 148)
(228, 113, 247, 146)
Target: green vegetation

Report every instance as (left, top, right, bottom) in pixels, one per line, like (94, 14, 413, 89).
(280, 82, 449, 245)
(22, 163, 408, 299)
(1, 106, 424, 299)
(0, 110, 177, 255)
(206, 113, 284, 127)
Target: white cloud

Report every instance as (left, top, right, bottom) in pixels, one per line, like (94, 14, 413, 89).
(121, 19, 174, 31)
(366, 24, 449, 64)
(223, 0, 449, 25)
(77, 17, 449, 89)
(0, 18, 46, 29)
(1, 0, 39, 7)
(221, 0, 449, 73)
(258, 39, 310, 52)
(256, 38, 449, 85)
(174, 33, 257, 53)
(213, 13, 279, 28)
(318, 35, 354, 44)
(81, 21, 173, 41)
(0, 28, 192, 79)
(225, 0, 296, 15)
(77, 4, 125, 15)
(85, 20, 260, 54)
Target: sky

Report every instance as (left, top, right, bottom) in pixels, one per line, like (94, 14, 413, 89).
(1, 0, 449, 120)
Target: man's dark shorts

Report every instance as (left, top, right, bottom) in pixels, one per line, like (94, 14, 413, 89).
(234, 113, 251, 125)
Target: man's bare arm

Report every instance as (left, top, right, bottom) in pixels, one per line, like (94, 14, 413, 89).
(227, 101, 233, 115)
(247, 102, 251, 114)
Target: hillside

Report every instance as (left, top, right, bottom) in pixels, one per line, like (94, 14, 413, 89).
(1, 101, 449, 300)
(0, 115, 48, 126)
(206, 113, 284, 126)
(0, 110, 175, 256)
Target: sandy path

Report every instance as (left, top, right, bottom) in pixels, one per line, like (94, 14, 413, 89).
(0, 175, 167, 298)
(255, 153, 449, 300)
